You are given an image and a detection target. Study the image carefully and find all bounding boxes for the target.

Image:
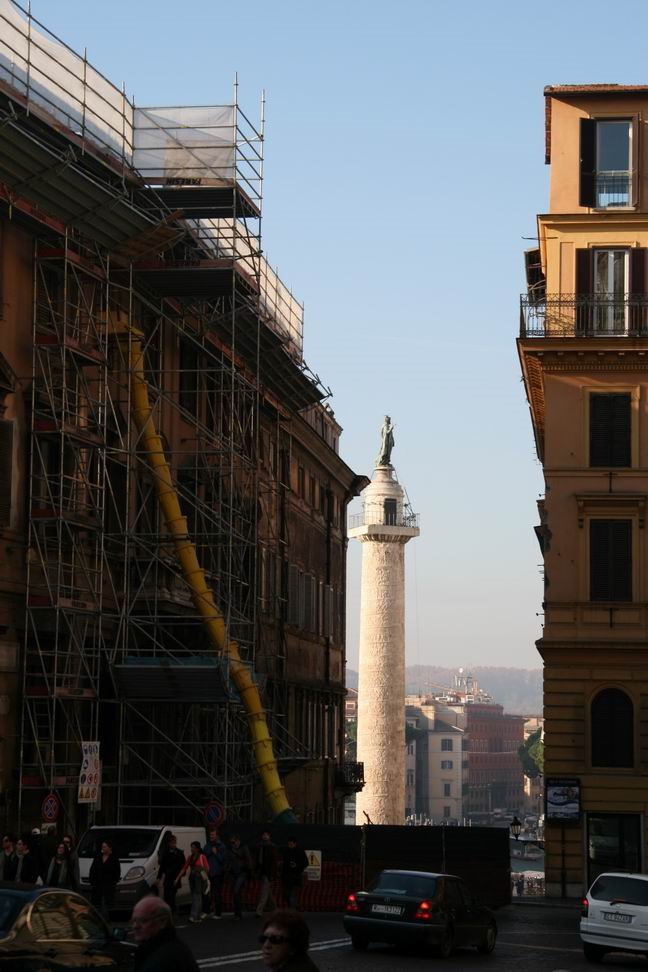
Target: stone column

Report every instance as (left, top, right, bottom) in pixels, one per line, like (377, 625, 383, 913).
(349, 464, 419, 825)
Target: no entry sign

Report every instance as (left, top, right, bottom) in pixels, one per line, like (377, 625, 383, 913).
(41, 792, 60, 823)
(204, 800, 225, 828)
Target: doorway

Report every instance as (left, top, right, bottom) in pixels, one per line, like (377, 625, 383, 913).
(586, 813, 641, 886)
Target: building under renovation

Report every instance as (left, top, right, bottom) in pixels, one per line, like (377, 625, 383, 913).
(0, 1, 366, 830)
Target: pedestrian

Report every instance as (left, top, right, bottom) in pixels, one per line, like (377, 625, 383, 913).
(29, 827, 45, 880)
(45, 841, 78, 891)
(515, 875, 525, 897)
(254, 830, 278, 916)
(131, 895, 199, 971)
(0, 834, 17, 882)
(176, 840, 210, 923)
(62, 833, 80, 891)
(15, 834, 41, 884)
(157, 833, 185, 915)
(89, 839, 121, 916)
(259, 910, 320, 971)
(227, 833, 252, 919)
(39, 825, 58, 879)
(281, 837, 308, 911)
(203, 828, 227, 918)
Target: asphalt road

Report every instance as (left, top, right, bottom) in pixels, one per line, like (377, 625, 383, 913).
(169, 901, 648, 970)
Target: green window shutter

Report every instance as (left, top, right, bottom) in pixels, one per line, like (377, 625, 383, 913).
(590, 519, 632, 602)
(0, 420, 13, 528)
(589, 393, 631, 467)
(579, 118, 597, 207)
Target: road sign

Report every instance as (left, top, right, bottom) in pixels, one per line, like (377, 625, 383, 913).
(305, 849, 322, 881)
(204, 800, 225, 828)
(41, 792, 60, 823)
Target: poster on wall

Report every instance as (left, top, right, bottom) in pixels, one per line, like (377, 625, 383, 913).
(545, 777, 580, 821)
(78, 741, 101, 804)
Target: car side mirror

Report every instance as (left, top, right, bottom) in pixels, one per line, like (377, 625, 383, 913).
(111, 927, 127, 942)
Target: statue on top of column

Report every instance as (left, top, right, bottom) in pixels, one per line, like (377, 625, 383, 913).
(377, 415, 395, 466)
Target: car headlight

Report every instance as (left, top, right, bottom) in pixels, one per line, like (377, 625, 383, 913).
(123, 866, 146, 882)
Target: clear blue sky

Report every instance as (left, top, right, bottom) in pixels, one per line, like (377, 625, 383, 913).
(27, 0, 648, 669)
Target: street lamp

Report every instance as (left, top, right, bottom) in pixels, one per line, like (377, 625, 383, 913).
(510, 815, 522, 841)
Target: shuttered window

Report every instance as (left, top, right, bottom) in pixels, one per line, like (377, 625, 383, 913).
(287, 564, 300, 625)
(590, 519, 632, 602)
(0, 420, 13, 528)
(589, 393, 631, 467)
(579, 118, 597, 208)
(579, 117, 638, 209)
(592, 688, 634, 767)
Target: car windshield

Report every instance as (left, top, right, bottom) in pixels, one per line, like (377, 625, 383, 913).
(370, 872, 438, 897)
(0, 893, 25, 937)
(590, 875, 648, 906)
(77, 828, 162, 859)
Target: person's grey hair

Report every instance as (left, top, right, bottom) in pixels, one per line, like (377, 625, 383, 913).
(143, 897, 173, 925)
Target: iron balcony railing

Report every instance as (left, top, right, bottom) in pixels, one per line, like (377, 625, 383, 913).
(348, 511, 420, 530)
(520, 294, 648, 338)
(596, 172, 631, 209)
(334, 761, 365, 789)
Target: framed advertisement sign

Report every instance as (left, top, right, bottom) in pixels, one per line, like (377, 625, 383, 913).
(545, 777, 581, 821)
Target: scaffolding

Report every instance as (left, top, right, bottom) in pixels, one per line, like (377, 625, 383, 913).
(3, 0, 326, 827)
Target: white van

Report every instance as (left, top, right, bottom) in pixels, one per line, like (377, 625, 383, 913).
(77, 825, 205, 908)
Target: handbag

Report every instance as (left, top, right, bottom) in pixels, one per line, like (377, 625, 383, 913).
(200, 868, 210, 896)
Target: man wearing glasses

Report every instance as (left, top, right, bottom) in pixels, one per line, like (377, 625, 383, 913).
(131, 896, 199, 971)
(259, 910, 319, 971)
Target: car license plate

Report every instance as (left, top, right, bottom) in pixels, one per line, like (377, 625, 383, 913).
(602, 911, 632, 923)
(372, 904, 402, 915)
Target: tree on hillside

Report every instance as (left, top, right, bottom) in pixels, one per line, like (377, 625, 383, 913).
(518, 727, 543, 779)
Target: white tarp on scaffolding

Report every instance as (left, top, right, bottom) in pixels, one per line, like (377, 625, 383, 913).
(0, 0, 132, 160)
(197, 217, 304, 360)
(133, 106, 236, 185)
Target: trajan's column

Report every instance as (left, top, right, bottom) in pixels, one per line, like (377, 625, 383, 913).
(349, 417, 419, 825)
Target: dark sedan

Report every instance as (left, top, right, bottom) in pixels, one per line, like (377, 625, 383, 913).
(0, 883, 134, 969)
(343, 869, 497, 957)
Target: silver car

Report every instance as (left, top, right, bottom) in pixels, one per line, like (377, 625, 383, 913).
(581, 871, 648, 962)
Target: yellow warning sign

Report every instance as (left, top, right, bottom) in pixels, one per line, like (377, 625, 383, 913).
(305, 849, 322, 881)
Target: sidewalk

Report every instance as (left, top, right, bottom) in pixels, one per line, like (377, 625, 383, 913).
(510, 895, 580, 909)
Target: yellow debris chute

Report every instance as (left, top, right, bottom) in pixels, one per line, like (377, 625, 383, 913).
(120, 326, 297, 824)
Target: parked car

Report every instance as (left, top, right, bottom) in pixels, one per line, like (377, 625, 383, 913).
(0, 882, 134, 968)
(581, 871, 648, 962)
(77, 824, 204, 908)
(343, 868, 497, 956)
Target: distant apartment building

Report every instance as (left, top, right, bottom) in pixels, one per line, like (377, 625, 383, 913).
(405, 698, 466, 822)
(459, 704, 525, 816)
(404, 672, 525, 823)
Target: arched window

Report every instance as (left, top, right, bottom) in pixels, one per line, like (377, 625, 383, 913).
(591, 688, 634, 767)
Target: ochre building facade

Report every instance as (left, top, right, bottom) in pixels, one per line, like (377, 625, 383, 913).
(519, 84, 648, 895)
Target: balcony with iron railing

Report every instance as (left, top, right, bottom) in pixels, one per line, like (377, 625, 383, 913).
(595, 172, 632, 209)
(348, 510, 420, 530)
(520, 294, 648, 339)
(334, 760, 365, 792)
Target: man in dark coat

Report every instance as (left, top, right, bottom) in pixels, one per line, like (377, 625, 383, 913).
(254, 829, 279, 916)
(203, 828, 227, 918)
(132, 896, 199, 972)
(281, 837, 309, 910)
(0, 834, 18, 882)
(15, 834, 41, 884)
(157, 833, 185, 915)
(89, 839, 121, 916)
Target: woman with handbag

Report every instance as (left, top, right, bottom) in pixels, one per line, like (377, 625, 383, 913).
(176, 841, 210, 923)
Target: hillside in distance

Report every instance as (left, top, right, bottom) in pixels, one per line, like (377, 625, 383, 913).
(346, 665, 542, 716)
